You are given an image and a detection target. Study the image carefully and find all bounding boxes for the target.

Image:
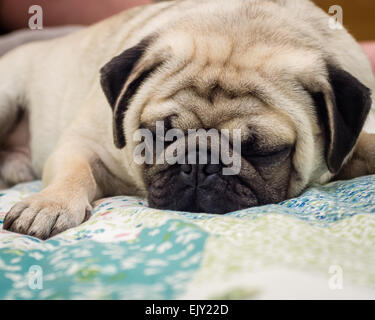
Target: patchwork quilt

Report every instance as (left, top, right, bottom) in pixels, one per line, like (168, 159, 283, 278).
(0, 176, 375, 300)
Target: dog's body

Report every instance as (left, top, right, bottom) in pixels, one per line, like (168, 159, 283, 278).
(1, 0, 375, 239)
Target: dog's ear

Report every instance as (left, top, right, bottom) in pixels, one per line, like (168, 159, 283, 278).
(100, 36, 160, 148)
(308, 64, 372, 174)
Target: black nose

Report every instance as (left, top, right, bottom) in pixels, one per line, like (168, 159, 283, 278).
(180, 163, 221, 187)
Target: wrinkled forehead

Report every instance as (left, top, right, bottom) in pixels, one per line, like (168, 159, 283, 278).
(140, 85, 296, 146)
(154, 29, 322, 81)
(137, 31, 323, 144)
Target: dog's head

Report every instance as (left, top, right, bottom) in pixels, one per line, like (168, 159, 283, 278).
(100, 29, 371, 213)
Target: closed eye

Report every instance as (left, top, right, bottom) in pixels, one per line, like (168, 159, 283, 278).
(242, 145, 293, 166)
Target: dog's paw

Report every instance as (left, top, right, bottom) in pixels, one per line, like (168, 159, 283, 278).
(3, 193, 91, 240)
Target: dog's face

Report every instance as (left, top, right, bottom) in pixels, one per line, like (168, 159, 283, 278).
(140, 89, 296, 213)
(100, 30, 371, 214)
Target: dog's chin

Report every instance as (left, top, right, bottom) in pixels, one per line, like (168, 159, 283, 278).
(148, 189, 255, 214)
(148, 189, 253, 214)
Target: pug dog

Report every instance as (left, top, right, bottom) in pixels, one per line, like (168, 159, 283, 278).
(1, 0, 375, 239)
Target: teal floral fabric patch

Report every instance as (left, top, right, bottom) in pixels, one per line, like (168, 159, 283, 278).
(0, 220, 207, 299)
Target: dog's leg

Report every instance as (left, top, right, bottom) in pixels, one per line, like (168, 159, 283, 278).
(0, 46, 30, 140)
(0, 113, 35, 188)
(0, 45, 35, 187)
(3, 140, 102, 239)
(335, 132, 375, 180)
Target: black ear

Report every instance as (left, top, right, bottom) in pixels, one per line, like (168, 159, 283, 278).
(310, 64, 372, 173)
(100, 37, 158, 148)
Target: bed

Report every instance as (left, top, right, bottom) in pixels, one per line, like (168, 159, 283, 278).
(0, 173, 375, 299)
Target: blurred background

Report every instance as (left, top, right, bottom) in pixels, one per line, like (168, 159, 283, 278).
(0, 0, 373, 40)
(314, 0, 375, 41)
(0, 0, 374, 69)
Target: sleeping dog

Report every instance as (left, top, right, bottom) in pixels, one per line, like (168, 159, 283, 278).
(1, 0, 375, 239)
